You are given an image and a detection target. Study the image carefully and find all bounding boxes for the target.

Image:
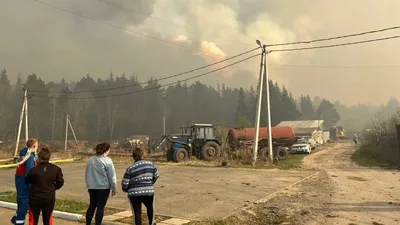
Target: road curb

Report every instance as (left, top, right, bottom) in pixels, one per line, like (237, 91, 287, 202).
(0, 201, 82, 221)
(222, 171, 320, 219)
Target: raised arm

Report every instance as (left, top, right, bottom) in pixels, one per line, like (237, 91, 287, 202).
(24, 153, 35, 175)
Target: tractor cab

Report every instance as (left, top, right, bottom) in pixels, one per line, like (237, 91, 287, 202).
(166, 124, 221, 163)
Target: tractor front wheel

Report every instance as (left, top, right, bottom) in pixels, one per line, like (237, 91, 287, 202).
(201, 142, 221, 161)
(174, 148, 189, 163)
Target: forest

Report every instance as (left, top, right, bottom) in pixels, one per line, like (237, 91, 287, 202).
(0, 68, 396, 142)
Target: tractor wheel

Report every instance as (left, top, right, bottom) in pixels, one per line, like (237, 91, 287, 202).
(276, 147, 288, 160)
(166, 148, 174, 162)
(173, 148, 189, 163)
(201, 142, 221, 161)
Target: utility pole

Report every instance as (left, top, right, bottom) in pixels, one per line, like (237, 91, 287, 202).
(65, 114, 69, 151)
(262, 46, 274, 163)
(252, 40, 267, 165)
(163, 116, 166, 136)
(24, 89, 29, 142)
(14, 99, 26, 160)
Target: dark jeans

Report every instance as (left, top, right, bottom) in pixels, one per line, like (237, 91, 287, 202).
(28, 199, 55, 225)
(86, 189, 110, 225)
(129, 195, 155, 225)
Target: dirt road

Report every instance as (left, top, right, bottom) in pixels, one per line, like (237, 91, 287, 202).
(302, 142, 400, 225)
(0, 163, 313, 220)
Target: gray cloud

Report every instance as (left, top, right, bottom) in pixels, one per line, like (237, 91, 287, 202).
(1, 0, 400, 105)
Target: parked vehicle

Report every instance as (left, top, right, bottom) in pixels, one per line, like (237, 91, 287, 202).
(227, 126, 297, 160)
(166, 124, 221, 162)
(290, 137, 312, 154)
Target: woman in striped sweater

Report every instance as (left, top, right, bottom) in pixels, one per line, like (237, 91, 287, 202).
(121, 147, 159, 225)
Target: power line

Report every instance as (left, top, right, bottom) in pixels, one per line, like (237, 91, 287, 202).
(30, 54, 260, 100)
(266, 26, 400, 47)
(31, 0, 234, 58)
(268, 64, 400, 69)
(269, 35, 400, 53)
(96, 0, 254, 47)
(30, 47, 259, 94)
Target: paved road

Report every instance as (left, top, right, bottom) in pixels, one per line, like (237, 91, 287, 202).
(302, 142, 400, 225)
(0, 163, 312, 220)
(0, 208, 80, 225)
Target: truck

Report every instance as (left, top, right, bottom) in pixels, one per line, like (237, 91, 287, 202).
(227, 126, 297, 160)
(165, 124, 222, 162)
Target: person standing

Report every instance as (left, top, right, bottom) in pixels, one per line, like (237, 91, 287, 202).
(85, 142, 117, 225)
(11, 138, 39, 225)
(122, 147, 159, 225)
(25, 147, 64, 225)
(353, 134, 359, 145)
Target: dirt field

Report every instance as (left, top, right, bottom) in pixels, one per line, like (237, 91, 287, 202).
(240, 142, 400, 225)
(0, 163, 313, 220)
(302, 142, 400, 225)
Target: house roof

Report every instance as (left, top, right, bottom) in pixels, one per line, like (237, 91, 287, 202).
(276, 120, 324, 130)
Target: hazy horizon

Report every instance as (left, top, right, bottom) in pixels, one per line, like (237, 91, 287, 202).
(1, 0, 400, 106)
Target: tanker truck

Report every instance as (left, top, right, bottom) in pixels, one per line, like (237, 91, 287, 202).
(227, 126, 297, 160)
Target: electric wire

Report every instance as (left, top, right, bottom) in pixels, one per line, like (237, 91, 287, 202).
(266, 26, 400, 47)
(29, 47, 259, 94)
(30, 54, 260, 99)
(269, 35, 400, 53)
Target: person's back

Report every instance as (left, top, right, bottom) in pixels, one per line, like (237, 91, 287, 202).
(25, 147, 64, 225)
(85, 142, 117, 225)
(27, 162, 64, 201)
(122, 148, 159, 225)
(122, 160, 158, 196)
(86, 155, 116, 190)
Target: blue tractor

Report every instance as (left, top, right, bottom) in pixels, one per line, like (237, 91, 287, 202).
(166, 124, 222, 162)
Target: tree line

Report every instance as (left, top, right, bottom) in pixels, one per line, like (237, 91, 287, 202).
(0, 68, 341, 142)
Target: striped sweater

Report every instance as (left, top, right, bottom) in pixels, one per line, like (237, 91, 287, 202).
(121, 160, 159, 197)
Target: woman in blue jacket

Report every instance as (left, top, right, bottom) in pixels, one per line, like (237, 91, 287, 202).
(11, 138, 38, 225)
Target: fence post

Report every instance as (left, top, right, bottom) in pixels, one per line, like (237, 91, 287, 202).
(395, 124, 400, 166)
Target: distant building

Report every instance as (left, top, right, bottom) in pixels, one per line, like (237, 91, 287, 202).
(276, 120, 325, 144)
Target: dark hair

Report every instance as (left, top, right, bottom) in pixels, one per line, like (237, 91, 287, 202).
(132, 147, 144, 160)
(26, 138, 38, 148)
(38, 147, 51, 162)
(95, 142, 111, 155)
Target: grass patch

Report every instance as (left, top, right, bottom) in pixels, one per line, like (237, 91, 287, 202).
(0, 192, 122, 216)
(156, 153, 307, 170)
(351, 145, 400, 169)
(116, 214, 171, 224)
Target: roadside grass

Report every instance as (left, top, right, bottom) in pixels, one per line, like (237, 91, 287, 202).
(186, 207, 292, 225)
(351, 145, 400, 169)
(0, 192, 122, 216)
(116, 214, 171, 225)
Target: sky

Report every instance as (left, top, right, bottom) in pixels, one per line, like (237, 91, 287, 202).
(1, 0, 400, 105)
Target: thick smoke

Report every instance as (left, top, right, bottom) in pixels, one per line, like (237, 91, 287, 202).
(1, 0, 400, 104)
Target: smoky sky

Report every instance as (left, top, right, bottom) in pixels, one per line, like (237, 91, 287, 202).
(1, 0, 400, 105)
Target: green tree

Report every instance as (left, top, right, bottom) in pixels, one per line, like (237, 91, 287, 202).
(299, 95, 315, 120)
(316, 99, 341, 129)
